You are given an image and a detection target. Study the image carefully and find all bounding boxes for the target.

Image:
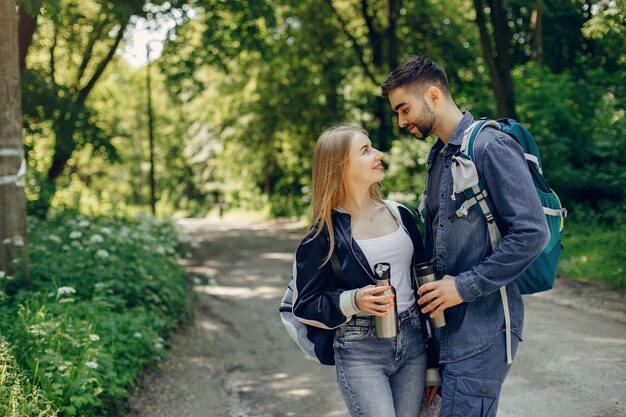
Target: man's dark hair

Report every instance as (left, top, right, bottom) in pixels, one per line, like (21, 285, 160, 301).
(380, 55, 450, 98)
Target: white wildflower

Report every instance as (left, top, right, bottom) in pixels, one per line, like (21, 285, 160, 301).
(133, 332, 142, 338)
(78, 220, 90, 228)
(89, 334, 100, 342)
(48, 235, 62, 243)
(101, 227, 112, 235)
(94, 282, 105, 289)
(154, 342, 164, 349)
(62, 245, 70, 251)
(57, 286, 76, 295)
(96, 249, 109, 258)
(69, 231, 82, 239)
(85, 361, 99, 369)
(0, 271, 5, 279)
(2, 238, 11, 245)
(12, 236, 24, 247)
(90, 234, 104, 243)
(29, 325, 44, 336)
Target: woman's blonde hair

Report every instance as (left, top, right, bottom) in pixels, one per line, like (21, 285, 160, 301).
(309, 123, 383, 265)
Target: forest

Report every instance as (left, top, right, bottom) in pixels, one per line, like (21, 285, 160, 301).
(0, 0, 624, 415)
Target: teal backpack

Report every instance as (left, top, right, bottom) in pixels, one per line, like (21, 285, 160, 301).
(449, 118, 567, 294)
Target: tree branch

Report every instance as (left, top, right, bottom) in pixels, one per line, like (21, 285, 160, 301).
(50, 25, 57, 85)
(359, 0, 382, 68)
(324, 0, 378, 85)
(78, 17, 129, 103)
(18, 4, 38, 72)
(75, 13, 111, 89)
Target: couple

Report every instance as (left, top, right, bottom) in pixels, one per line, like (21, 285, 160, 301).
(291, 56, 550, 417)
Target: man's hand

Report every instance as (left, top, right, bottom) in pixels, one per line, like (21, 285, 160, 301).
(417, 274, 463, 318)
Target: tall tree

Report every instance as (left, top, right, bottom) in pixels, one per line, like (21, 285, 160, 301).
(22, 0, 189, 215)
(324, 0, 400, 151)
(472, 0, 518, 119)
(0, 0, 29, 282)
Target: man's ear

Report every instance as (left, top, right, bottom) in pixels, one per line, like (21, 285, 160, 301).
(425, 86, 440, 106)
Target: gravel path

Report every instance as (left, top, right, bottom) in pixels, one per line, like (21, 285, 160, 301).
(124, 219, 626, 417)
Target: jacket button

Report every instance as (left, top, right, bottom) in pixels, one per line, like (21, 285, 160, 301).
(480, 385, 488, 394)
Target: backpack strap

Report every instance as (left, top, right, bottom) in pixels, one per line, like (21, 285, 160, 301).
(456, 119, 513, 365)
(329, 250, 347, 287)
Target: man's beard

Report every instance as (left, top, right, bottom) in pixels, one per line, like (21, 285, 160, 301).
(409, 104, 436, 140)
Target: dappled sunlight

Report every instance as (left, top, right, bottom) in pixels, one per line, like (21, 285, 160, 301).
(582, 336, 626, 345)
(260, 252, 294, 261)
(285, 388, 314, 397)
(198, 319, 219, 332)
(194, 285, 283, 299)
(181, 265, 220, 275)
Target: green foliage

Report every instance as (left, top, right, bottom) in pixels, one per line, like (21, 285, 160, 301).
(0, 338, 58, 417)
(559, 215, 626, 288)
(19, 0, 624, 230)
(514, 62, 626, 224)
(0, 215, 190, 416)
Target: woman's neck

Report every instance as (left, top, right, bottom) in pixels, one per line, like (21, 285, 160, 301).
(343, 188, 379, 216)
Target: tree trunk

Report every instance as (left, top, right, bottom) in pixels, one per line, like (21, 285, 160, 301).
(472, 0, 518, 119)
(0, 0, 29, 283)
(325, 0, 392, 151)
(18, 4, 38, 72)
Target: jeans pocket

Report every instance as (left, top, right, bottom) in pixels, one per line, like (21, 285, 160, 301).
(452, 375, 502, 417)
(335, 324, 371, 344)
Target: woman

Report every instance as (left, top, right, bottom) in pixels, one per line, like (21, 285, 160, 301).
(292, 124, 440, 417)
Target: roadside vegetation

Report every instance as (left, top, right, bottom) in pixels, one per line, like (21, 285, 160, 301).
(0, 214, 191, 416)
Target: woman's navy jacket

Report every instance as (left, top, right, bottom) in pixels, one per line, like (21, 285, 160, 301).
(292, 200, 439, 369)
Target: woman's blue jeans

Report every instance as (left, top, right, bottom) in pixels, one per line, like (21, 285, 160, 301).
(333, 305, 427, 417)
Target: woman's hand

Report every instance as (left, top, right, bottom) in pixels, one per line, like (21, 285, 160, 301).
(354, 285, 395, 316)
(424, 385, 440, 407)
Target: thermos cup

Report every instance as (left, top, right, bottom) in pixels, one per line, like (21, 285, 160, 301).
(413, 262, 447, 328)
(373, 262, 398, 338)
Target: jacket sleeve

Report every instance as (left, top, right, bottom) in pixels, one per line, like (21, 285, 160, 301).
(455, 132, 550, 302)
(292, 231, 353, 329)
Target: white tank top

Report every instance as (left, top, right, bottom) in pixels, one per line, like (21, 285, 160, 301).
(354, 224, 416, 313)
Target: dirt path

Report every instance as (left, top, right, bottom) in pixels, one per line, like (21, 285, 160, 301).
(125, 219, 626, 417)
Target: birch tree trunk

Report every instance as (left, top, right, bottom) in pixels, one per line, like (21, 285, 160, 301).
(0, 0, 29, 282)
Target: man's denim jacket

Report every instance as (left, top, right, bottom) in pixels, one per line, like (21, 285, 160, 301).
(424, 112, 549, 363)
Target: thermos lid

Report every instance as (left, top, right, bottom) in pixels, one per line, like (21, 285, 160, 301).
(414, 262, 436, 277)
(373, 262, 390, 279)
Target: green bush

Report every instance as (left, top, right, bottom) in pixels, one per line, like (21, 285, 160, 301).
(559, 215, 626, 288)
(0, 214, 191, 416)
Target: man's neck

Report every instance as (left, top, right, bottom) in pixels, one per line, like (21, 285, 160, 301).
(434, 106, 464, 145)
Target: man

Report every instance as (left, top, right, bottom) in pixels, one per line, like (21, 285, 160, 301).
(381, 55, 549, 417)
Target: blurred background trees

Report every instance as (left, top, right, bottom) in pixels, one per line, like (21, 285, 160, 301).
(14, 0, 625, 223)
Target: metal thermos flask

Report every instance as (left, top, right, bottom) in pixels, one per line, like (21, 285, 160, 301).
(373, 262, 398, 338)
(414, 262, 446, 328)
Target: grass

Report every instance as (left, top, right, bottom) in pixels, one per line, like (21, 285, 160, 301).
(558, 220, 626, 288)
